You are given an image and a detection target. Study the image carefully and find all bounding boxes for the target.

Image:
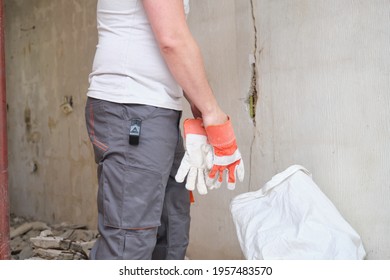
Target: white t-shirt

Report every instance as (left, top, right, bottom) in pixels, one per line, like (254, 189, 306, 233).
(87, 0, 190, 111)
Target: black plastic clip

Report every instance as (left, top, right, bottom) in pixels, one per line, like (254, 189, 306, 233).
(129, 118, 142, 146)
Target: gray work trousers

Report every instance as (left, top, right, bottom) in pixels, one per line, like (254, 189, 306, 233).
(85, 97, 190, 260)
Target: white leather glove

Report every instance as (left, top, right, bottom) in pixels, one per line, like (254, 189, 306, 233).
(175, 119, 213, 195)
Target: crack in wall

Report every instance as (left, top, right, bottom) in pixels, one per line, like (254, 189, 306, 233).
(249, 0, 258, 127)
(248, 0, 259, 191)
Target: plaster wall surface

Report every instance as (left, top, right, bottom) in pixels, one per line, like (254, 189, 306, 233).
(4, 0, 390, 259)
(186, 0, 390, 260)
(250, 0, 390, 259)
(5, 0, 98, 227)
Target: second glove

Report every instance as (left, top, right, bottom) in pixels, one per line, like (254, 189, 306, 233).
(205, 117, 244, 190)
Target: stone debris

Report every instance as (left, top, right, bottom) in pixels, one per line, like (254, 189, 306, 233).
(10, 221, 49, 239)
(10, 215, 98, 260)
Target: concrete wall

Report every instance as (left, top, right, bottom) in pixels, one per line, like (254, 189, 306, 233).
(185, 0, 390, 260)
(251, 0, 390, 260)
(5, 0, 98, 226)
(4, 0, 390, 259)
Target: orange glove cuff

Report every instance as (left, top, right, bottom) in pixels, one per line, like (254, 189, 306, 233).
(183, 119, 206, 137)
(205, 117, 235, 147)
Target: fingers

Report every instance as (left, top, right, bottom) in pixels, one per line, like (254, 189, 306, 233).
(182, 166, 209, 195)
(196, 168, 208, 195)
(227, 182, 236, 190)
(179, 142, 244, 193)
(185, 167, 197, 191)
(206, 165, 218, 189)
(207, 165, 223, 190)
(236, 160, 245, 182)
(175, 154, 191, 183)
(226, 160, 244, 190)
(207, 159, 245, 191)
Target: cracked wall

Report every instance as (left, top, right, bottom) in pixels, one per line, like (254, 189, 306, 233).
(5, 0, 390, 260)
(186, 0, 390, 259)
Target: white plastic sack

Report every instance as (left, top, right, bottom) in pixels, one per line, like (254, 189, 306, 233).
(230, 165, 366, 260)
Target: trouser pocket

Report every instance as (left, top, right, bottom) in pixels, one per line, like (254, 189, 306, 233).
(85, 98, 110, 163)
(101, 160, 164, 229)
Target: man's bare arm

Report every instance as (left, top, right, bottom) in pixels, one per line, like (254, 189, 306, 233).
(142, 0, 227, 127)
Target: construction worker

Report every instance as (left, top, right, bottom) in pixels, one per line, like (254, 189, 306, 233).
(85, 0, 244, 259)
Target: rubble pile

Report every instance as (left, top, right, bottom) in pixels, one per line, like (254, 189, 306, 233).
(10, 216, 98, 260)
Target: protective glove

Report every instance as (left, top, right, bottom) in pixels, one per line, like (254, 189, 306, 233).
(205, 117, 244, 190)
(175, 119, 213, 195)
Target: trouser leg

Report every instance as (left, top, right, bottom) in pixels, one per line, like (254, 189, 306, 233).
(152, 135, 191, 260)
(85, 98, 180, 260)
(90, 214, 159, 260)
(152, 176, 191, 260)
